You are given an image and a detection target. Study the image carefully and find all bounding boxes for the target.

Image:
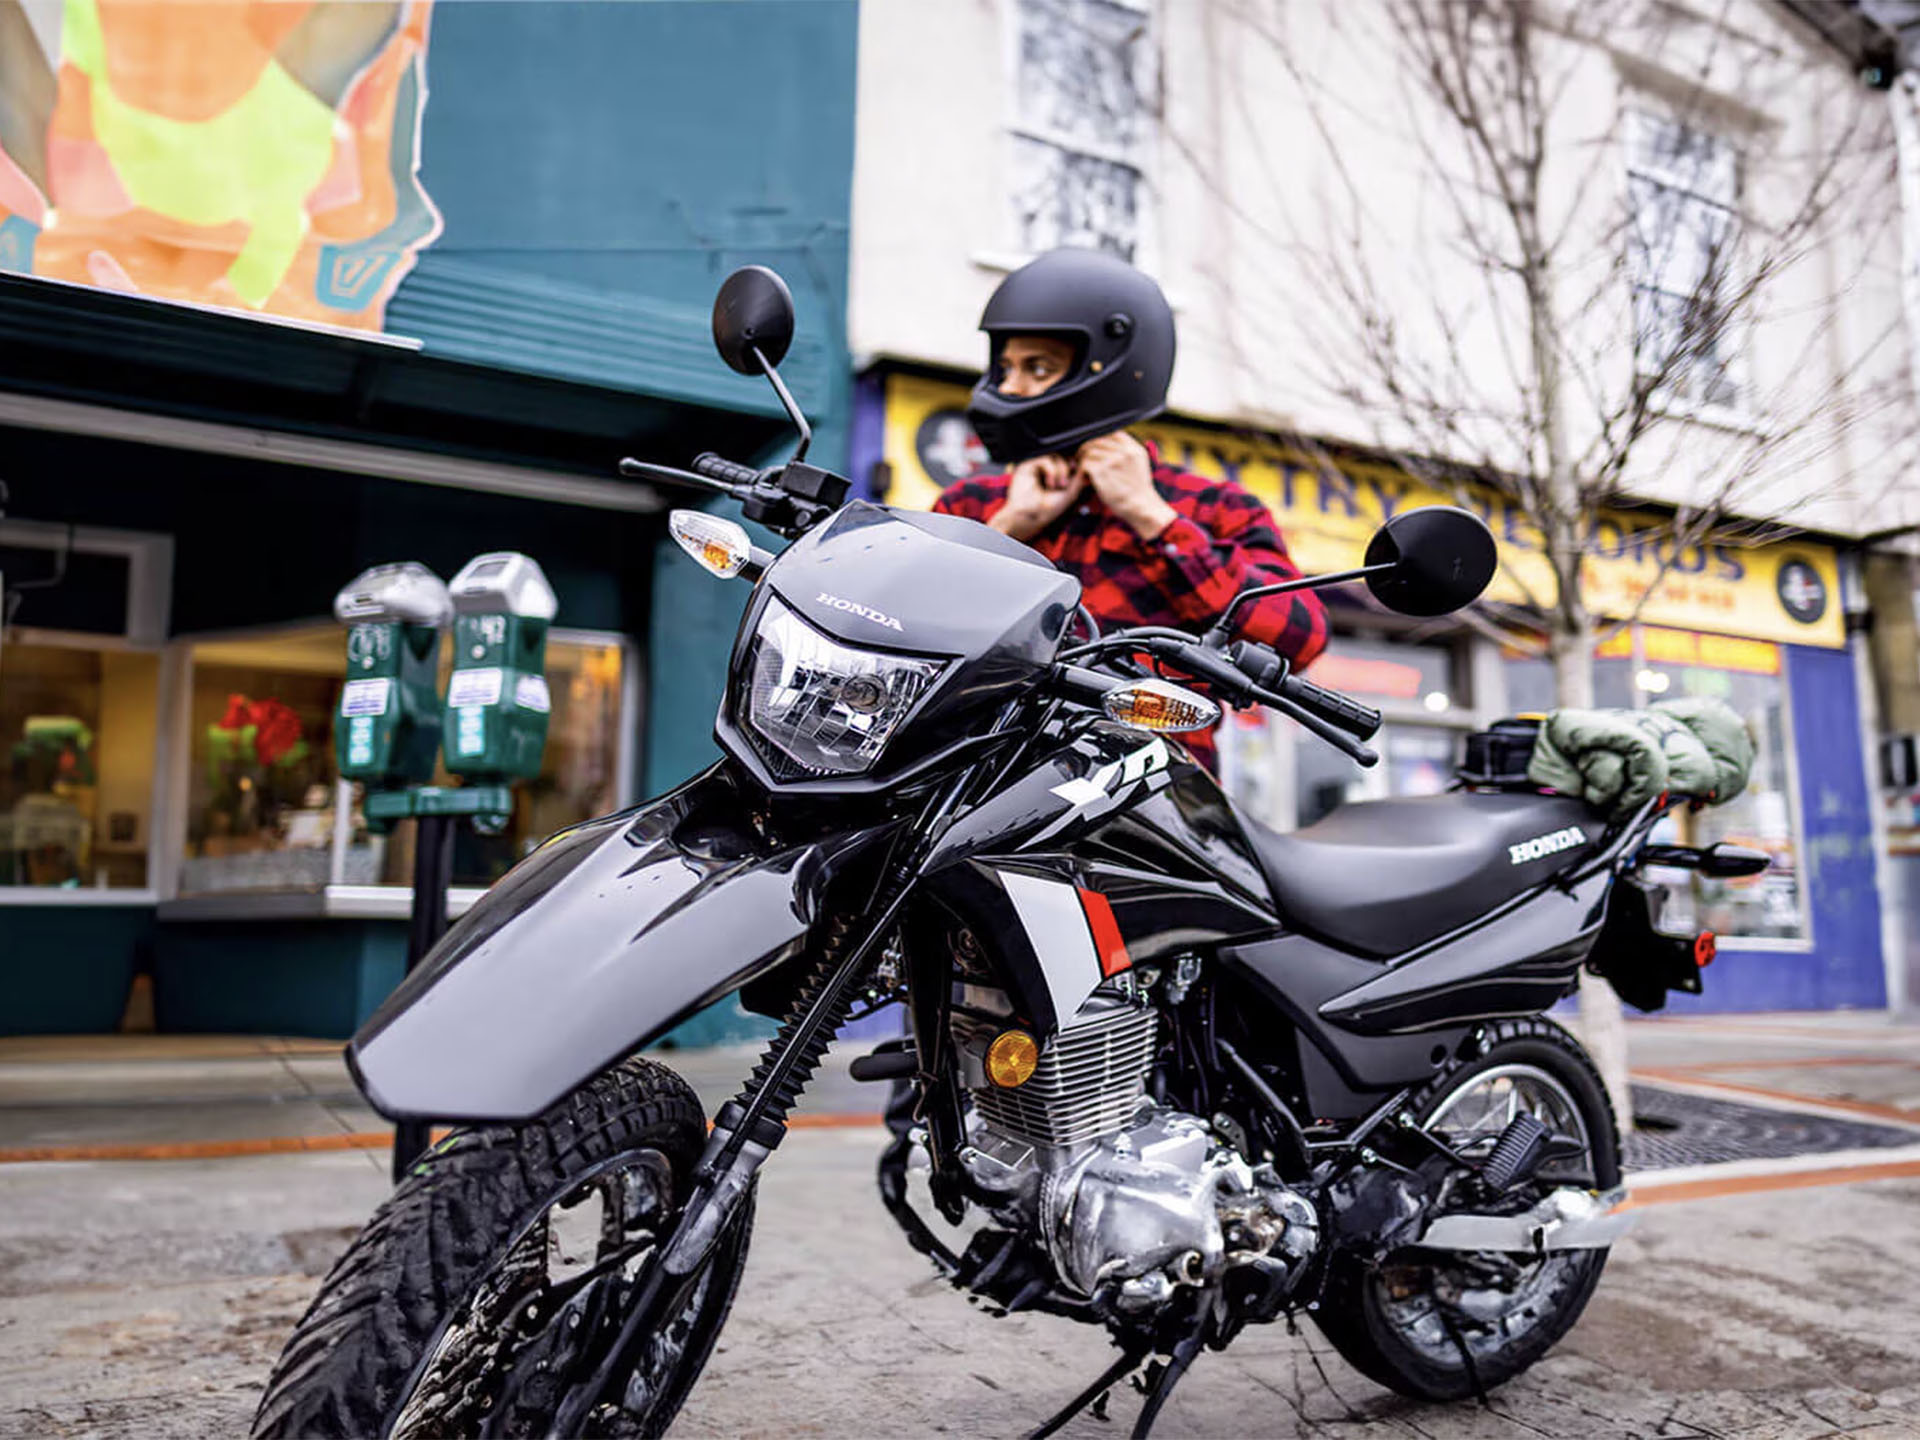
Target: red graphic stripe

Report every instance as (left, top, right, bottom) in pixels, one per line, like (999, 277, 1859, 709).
(1077, 888, 1132, 977)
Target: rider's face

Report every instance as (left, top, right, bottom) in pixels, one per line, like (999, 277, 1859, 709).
(996, 336, 1077, 398)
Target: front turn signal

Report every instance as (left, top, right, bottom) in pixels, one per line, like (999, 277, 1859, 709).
(1103, 678, 1220, 734)
(669, 510, 755, 579)
(986, 1030, 1040, 1088)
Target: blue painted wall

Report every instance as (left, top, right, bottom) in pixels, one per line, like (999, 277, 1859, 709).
(386, 0, 859, 798)
(1665, 641, 1886, 1014)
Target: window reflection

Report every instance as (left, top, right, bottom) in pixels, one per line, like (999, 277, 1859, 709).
(179, 627, 628, 895)
(0, 644, 158, 888)
(184, 627, 366, 893)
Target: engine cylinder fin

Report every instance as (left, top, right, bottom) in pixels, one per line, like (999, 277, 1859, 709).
(959, 1002, 1159, 1150)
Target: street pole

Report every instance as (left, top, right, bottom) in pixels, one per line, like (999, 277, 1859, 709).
(392, 812, 455, 1181)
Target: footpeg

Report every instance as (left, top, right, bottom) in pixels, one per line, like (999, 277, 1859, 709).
(1417, 1186, 1635, 1253)
(1480, 1113, 1547, 1192)
(849, 1047, 917, 1082)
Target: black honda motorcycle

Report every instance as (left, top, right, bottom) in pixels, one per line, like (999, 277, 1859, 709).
(254, 268, 1760, 1438)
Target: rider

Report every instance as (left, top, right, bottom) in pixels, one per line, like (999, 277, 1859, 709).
(933, 248, 1329, 771)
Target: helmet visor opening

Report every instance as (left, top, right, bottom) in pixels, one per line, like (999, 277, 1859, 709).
(987, 331, 1087, 401)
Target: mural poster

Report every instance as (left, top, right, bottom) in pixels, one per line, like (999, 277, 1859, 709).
(0, 0, 440, 330)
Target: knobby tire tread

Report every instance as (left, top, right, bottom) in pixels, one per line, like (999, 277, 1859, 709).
(250, 1056, 718, 1439)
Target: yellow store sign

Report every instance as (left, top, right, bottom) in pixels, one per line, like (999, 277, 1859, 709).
(882, 374, 1845, 650)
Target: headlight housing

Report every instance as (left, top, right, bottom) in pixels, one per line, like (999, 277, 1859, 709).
(742, 595, 948, 778)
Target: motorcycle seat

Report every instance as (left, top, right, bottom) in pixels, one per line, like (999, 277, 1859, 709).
(1247, 790, 1601, 959)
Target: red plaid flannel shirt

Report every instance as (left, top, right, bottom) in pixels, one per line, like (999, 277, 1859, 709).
(932, 440, 1329, 771)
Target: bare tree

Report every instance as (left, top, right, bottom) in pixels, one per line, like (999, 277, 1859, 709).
(1147, 0, 1914, 1122)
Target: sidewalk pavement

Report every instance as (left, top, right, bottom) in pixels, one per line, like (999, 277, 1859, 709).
(3, 1012, 1920, 1437)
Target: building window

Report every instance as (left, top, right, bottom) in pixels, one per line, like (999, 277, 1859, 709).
(1219, 633, 1472, 832)
(1009, 0, 1154, 261)
(177, 626, 630, 895)
(182, 626, 362, 894)
(1626, 109, 1742, 409)
(1637, 634, 1806, 942)
(0, 642, 160, 889)
(1504, 626, 1806, 943)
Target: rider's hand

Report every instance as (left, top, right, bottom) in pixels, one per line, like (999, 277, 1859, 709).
(990, 454, 1084, 542)
(1075, 433, 1177, 542)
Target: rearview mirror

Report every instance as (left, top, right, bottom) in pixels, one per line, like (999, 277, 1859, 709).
(712, 265, 795, 376)
(1363, 506, 1498, 617)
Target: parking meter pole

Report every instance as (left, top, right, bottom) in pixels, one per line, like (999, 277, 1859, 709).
(392, 811, 456, 1181)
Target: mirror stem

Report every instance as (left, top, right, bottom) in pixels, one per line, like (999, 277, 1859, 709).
(1206, 560, 1400, 644)
(752, 345, 812, 464)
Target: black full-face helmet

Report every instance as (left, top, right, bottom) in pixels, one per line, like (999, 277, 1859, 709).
(965, 248, 1177, 466)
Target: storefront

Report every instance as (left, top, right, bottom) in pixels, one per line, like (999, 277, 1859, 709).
(1, 0, 859, 1040)
(864, 368, 1885, 1013)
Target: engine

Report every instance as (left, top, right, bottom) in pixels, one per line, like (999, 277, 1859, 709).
(945, 983, 1318, 1318)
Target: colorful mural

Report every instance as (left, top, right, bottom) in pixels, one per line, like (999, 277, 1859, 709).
(0, 0, 440, 330)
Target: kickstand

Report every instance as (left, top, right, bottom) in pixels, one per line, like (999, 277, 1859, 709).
(1130, 1331, 1204, 1439)
(1025, 1343, 1148, 1440)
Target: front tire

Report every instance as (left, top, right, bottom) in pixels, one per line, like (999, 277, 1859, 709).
(252, 1055, 752, 1438)
(1310, 1018, 1621, 1402)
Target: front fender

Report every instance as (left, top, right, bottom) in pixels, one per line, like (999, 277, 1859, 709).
(349, 764, 894, 1121)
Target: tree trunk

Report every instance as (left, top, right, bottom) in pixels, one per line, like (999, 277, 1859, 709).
(1549, 618, 1637, 1131)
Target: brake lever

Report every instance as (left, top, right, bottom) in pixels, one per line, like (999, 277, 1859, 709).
(1249, 683, 1380, 767)
(617, 457, 740, 497)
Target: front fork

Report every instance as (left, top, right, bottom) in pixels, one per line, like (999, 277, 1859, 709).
(547, 761, 980, 1435)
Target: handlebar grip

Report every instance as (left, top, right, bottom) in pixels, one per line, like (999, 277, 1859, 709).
(692, 453, 763, 488)
(1279, 674, 1383, 741)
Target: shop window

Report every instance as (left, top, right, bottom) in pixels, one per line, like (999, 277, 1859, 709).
(1503, 627, 1805, 941)
(182, 627, 360, 894)
(413, 638, 627, 890)
(1306, 635, 1458, 715)
(1221, 632, 1469, 831)
(1502, 646, 1635, 713)
(1642, 640, 1806, 942)
(1008, 0, 1155, 262)
(0, 642, 159, 889)
(179, 627, 629, 895)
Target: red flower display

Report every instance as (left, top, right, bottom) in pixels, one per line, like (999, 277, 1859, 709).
(250, 699, 304, 768)
(210, 694, 307, 767)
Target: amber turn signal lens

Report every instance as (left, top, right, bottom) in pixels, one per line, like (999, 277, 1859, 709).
(1103, 678, 1220, 734)
(668, 510, 752, 579)
(986, 1030, 1040, 1088)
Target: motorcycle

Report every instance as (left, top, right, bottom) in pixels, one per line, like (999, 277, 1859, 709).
(253, 266, 1763, 1438)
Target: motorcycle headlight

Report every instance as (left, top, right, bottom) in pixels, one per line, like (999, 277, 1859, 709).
(742, 595, 948, 778)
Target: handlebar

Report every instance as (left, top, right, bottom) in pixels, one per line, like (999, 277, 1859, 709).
(1057, 633, 1379, 767)
(693, 453, 764, 488)
(1275, 672, 1382, 741)
(616, 450, 850, 540)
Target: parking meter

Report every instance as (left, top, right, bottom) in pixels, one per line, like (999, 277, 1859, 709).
(442, 552, 558, 782)
(332, 562, 451, 789)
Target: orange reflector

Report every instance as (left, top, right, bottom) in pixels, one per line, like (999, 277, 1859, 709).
(1695, 931, 1717, 967)
(669, 510, 752, 579)
(1103, 678, 1219, 734)
(986, 1030, 1040, 1088)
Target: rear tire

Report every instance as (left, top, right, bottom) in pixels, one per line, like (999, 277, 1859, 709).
(251, 1055, 751, 1438)
(1310, 1018, 1621, 1402)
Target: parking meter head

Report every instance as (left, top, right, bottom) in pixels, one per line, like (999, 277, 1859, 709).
(332, 563, 449, 790)
(333, 561, 453, 628)
(442, 553, 558, 783)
